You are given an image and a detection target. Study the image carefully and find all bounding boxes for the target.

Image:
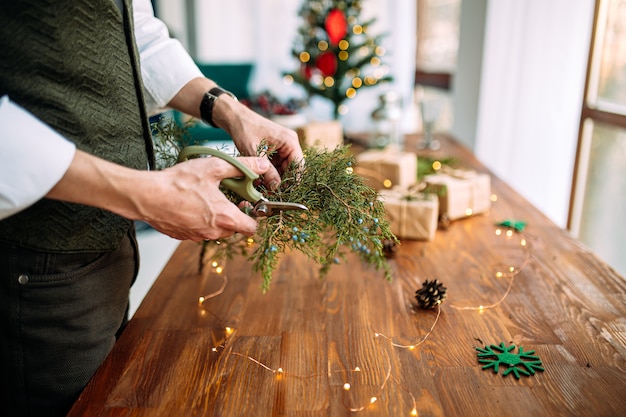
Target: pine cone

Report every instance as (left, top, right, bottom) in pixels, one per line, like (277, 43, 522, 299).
(415, 279, 447, 309)
(382, 239, 397, 258)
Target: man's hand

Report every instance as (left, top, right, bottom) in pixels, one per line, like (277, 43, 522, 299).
(217, 100, 304, 189)
(168, 77, 305, 190)
(142, 155, 272, 241)
(47, 150, 272, 241)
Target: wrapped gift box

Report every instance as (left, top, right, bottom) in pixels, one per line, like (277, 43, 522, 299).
(354, 149, 418, 190)
(296, 120, 344, 150)
(424, 170, 491, 221)
(378, 187, 439, 241)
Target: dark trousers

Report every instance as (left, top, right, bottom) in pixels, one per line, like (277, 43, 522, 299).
(0, 227, 139, 417)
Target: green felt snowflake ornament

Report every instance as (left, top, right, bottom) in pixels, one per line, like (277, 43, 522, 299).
(496, 219, 527, 232)
(476, 342, 544, 379)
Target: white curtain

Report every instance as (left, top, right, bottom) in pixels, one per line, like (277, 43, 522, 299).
(474, 0, 594, 227)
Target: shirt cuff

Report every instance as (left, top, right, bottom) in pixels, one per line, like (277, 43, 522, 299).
(133, 0, 203, 113)
(0, 96, 76, 220)
(140, 39, 203, 113)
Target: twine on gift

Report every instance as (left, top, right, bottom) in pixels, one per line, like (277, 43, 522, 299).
(426, 167, 485, 219)
(399, 183, 431, 239)
(439, 165, 477, 180)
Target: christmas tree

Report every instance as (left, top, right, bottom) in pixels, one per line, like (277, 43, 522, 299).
(285, 0, 392, 119)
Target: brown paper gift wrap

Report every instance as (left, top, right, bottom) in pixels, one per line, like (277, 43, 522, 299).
(354, 149, 418, 190)
(296, 121, 344, 150)
(378, 187, 439, 241)
(423, 171, 491, 220)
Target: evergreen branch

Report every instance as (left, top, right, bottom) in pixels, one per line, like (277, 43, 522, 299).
(152, 120, 397, 292)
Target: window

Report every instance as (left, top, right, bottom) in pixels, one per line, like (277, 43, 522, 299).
(569, 0, 626, 277)
(414, 0, 461, 135)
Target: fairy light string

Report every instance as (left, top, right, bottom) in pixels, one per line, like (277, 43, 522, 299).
(194, 185, 534, 415)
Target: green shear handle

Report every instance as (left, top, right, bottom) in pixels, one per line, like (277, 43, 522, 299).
(177, 146, 264, 203)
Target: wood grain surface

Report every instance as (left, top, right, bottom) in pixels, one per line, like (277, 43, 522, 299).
(68, 134, 626, 417)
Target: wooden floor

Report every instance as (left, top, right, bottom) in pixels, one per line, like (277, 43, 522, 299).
(68, 134, 626, 417)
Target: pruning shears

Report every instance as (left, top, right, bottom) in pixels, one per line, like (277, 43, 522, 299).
(177, 146, 308, 217)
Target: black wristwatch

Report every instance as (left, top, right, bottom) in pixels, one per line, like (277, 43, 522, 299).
(199, 87, 237, 128)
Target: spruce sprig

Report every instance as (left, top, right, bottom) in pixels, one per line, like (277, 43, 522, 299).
(150, 116, 200, 170)
(151, 118, 398, 292)
(203, 145, 397, 292)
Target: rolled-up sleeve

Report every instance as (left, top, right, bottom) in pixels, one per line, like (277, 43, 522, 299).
(133, 0, 203, 114)
(0, 96, 76, 220)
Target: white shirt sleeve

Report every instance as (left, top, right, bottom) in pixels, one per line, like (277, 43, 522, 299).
(0, 2, 200, 220)
(0, 96, 76, 220)
(133, 0, 203, 114)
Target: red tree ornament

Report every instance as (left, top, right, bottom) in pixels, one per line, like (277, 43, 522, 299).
(315, 51, 338, 77)
(325, 8, 347, 45)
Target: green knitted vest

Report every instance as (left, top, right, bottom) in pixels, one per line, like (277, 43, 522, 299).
(0, 0, 155, 253)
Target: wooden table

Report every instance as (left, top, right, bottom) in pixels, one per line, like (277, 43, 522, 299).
(68, 134, 626, 417)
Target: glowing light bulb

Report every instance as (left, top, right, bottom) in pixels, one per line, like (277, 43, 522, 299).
(520, 239, 527, 246)
(277, 368, 284, 373)
(409, 345, 416, 350)
(215, 266, 223, 274)
(343, 383, 351, 391)
(225, 326, 234, 335)
(383, 179, 392, 188)
(495, 229, 502, 236)
(370, 397, 378, 404)
(211, 260, 218, 268)
(506, 229, 514, 237)
(495, 271, 503, 278)
(411, 408, 418, 416)
(198, 297, 205, 304)
(354, 367, 361, 372)
(509, 266, 515, 272)
(465, 208, 473, 216)
(299, 51, 310, 63)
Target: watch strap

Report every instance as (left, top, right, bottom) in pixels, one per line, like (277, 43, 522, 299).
(199, 87, 237, 128)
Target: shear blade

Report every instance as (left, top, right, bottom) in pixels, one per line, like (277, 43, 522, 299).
(254, 201, 308, 217)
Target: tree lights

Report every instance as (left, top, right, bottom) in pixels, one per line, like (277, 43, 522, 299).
(284, 0, 392, 118)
